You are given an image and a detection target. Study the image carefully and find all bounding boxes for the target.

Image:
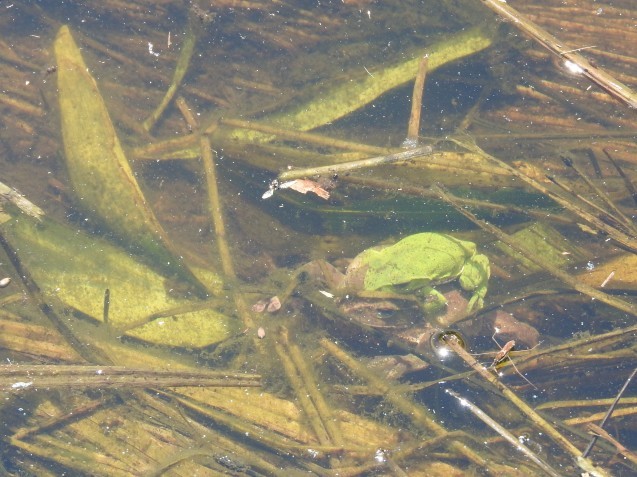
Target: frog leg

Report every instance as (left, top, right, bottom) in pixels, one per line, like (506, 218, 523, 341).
(459, 254, 490, 312)
(466, 285, 487, 313)
(419, 286, 448, 314)
(278, 260, 345, 306)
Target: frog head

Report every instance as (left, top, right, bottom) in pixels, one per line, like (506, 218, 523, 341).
(458, 253, 490, 312)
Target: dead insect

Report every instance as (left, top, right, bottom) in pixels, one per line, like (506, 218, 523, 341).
(491, 338, 516, 368)
(489, 331, 537, 389)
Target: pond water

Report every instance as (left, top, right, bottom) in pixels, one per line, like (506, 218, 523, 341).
(0, 1, 636, 475)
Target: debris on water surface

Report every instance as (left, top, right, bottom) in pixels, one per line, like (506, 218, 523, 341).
(262, 179, 330, 200)
(252, 296, 281, 313)
(266, 296, 281, 312)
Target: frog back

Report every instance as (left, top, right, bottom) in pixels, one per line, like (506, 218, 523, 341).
(362, 233, 476, 291)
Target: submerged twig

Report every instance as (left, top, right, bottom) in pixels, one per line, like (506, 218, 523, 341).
(582, 367, 637, 458)
(281, 328, 343, 445)
(320, 337, 489, 467)
(479, 0, 637, 108)
(217, 118, 390, 156)
(446, 389, 562, 477)
(102, 288, 110, 325)
(277, 145, 435, 181)
(442, 334, 582, 459)
(603, 148, 637, 207)
(0, 180, 44, 221)
(200, 135, 255, 329)
(0, 364, 261, 391)
(143, 21, 197, 132)
(587, 423, 637, 466)
(450, 137, 637, 253)
(559, 155, 637, 236)
(405, 56, 429, 145)
(274, 330, 332, 446)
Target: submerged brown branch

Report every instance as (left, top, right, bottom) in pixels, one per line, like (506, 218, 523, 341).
(0, 364, 261, 391)
(443, 334, 583, 458)
(277, 145, 435, 181)
(406, 56, 429, 144)
(479, 0, 637, 109)
(446, 389, 562, 477)
(320, 337, 490, 468)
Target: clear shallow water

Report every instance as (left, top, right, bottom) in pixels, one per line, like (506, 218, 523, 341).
(0, 1, 636, 475)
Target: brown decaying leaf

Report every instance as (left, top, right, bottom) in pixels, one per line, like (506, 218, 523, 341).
(279, 179, 330, 200)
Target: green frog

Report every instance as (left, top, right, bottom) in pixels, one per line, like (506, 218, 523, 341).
(302, 233, 490, 315)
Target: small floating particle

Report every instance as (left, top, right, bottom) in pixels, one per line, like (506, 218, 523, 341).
(600, 270, 615, 288)
(0, 277, 10, 288)
(257, 327, 266, 339)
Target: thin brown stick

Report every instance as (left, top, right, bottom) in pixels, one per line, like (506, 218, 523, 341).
(274, 336, 331, 445)
(587, 423, 637, 466)
(538, 397, 637, 411)
(320, 338, 490, 468)
(217, 118, 390, 156)
(602, 148, 637, 207)
(546, 175, 632, 234)
(277, 145, 435, 181)
(446, 389, 562, 477)
(443, 334, 582, 458)
(451, 137, 637, 253)
(479, 0, 637, 109)
(0, 364, 261, 391)
(406, 56, 429, 144)
(559, 156, 637, 235)
(201, 136, 233, 279)
(200, 135, 255, 328)
(564, 406, 637, 426)
(175, 95, 199, 131)
(12, 396, 113, 441)
(281, 328, 343, 445)
(582, 367, 637, 458)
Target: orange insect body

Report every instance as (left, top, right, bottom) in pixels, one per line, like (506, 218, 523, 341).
(492, 339, 515, 367)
